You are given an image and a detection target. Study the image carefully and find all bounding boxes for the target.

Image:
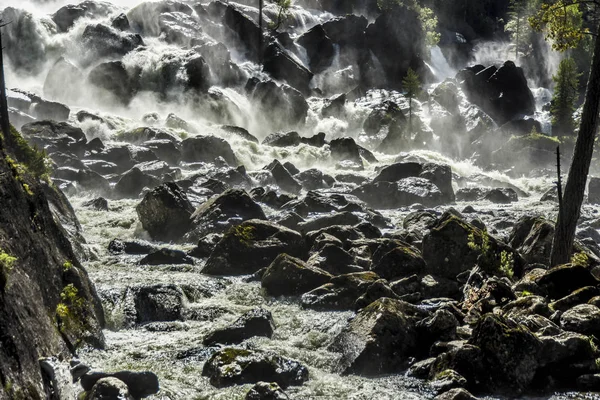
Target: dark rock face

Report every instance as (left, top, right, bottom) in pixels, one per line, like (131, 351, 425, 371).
(301, 271, 380, 311)
(204, 308, 275, 345)
(509, 216, 554, 265)
(589, 177, 600, 204)
(365, 5, 426, 88)
(262, 254, 332, 296)
(81, 23, 144, 59)
(370, 240, 426, 280)
(483, 188, 518, 204)
(127, 0, 194, 36)
(245, 381, 288, 400)
(458, 61, 535, 124)
(53, 1, 113, 32)
(329, 137, 364, 166)
(202, 348, 309, 388)
(89, 61, 137, 104)
(114, 167, 161, 199)
(248, 79, 309, 128)
(81, 370, 159, 399)
(139, 248, 194, 265)
(181, 136, 238, 166)
(322, 15, 368, 46)
(203, 220, 304, 275)
(537, 264, 599, 299)
(265, 160, 302, 194)
(136, 183, 195, 242)
(263, 131, 301, 147)
(297, 25, 335, 73)
(186, 189, 266, 242)
(223, 3, 261, 59)
(133, 285, 184, 323)
(560, 304, 600, 337)
(330, 298, 425, 375)
(263, 43, 314, 95)
(87, 377, 132, 400)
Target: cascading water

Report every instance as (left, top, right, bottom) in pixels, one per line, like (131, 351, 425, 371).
(2, 0, 598, 399)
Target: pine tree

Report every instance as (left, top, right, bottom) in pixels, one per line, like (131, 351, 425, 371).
(402, 68, 421, 132)
(551, 57, 580, 136)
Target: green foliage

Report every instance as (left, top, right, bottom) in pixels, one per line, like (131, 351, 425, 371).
(551, 57, 581, 135)
(403, 67, 422, 99)
(377, 0, 440, 46)
(506, 0, 541, 59)
(571, 251, 589, 267)
(268, 0, 291, 31)
(468, 231, 515, 279)
(530, 0, 587, 51)
(2, 125, 51, 180)
(232, 224, 256, 245)
(55, 284, 89, 346)
(63, 261, 73, 271)
(0, 249, 17, 289)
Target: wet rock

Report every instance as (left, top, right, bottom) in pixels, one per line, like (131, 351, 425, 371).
(202, 348, 309, 388)
(433, 388, 477, 400)
(221, 125, 259, 143)
(188, 233, 222, 258)
(76, 169, 111, 195)
(431, 369, 467, 393)
(159, 12, 205, 47)
(560, 304, 600, 337)
(509, 216, 554, 265)
(354, 279, 400, 310)
(89, 61, 137, 104)
(108, 239, 157, 255)
(322, 14, 368, 45)
(537, 264, 599, 299)
(550, 287, 600, 312)
(265, 160, 302, 194)
(82, 23, 144, 59)
(114, 167, 161, 199)
(298, 212, 361, 234)
(83, 197, 108, 211)
(22, 120, 85, 156)
(301, 271, 380, 311)
(53, 1, 113, 32)
(577, 374, 600, 390)
(307, 244, 361, 276)
(483, 188, 518, 204)
(263, 131, 301, 147)
(181, 136, 238, 166)
(81, 370, 159, 399)
(133, 285, 184, 323)
(296, 169, 334, 190)
(112, 13, 130, 30)
(589, 177, 600, 204)
(87, 377, 132, 400)
(538, 331, 597, 370)
(0, 8, 49, 74)
(203, 220, 304, 275)
(136, 182, 195, 242)
(262, 254, 332, 296)
(145, 139, 182, 165)
(263, 42, 313, 95)
(374, 162, 454, 203)
(370, 239, 426, 280)
(139, 248, 194, 265)
(297, 24, 335, 73)
(330, 298, 426, 375)
(44, 57, 84, 104)
(301, 132, 327, 147)
(329, 137, 363, 165)
(352, 178, 445, 209)
(322, 94, 346, 118)
(222, 3, 260, 57)
(186, 189, 266, 242)
(248, 79, 309, 128)
(127, 0, 194, 36)
(203, 308, 275, 345)
(245, 381, 289, 400)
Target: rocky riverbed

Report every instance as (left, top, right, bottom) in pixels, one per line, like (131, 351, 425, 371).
(5, 0, 600, 399)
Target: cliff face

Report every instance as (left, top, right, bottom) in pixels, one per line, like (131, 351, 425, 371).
(0, 128, 104, 399)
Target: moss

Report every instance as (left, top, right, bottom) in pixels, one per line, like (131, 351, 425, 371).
(215, 348, 253, 365)
(1, 125, 51, 180)
(571, 252, 589, 267)
(62, 261, 73, 271)
(0, 249, 17, 289)
(506, 131, 561, 153)
(55, 284, 90, 348)
(231, 224, 256, 245)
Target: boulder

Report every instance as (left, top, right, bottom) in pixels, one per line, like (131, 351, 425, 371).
(127, 0, 194, 36)
(108, 239, 157, 255)
(0, 8, 49, 73)
(181, 136, 238, 166)
(263, 43, 313, 95)
(298, 212, 361, 234)
(87, 377, 132, 400)
(537, 264, 599, 300)
(370, 240, 426, 280)
(203, 220, 304, 275)
(433, 388, 477, 400)
(301, 271, 380, 311)
(264, 160, 302, 194)
(296, 24, 335, 73)
(186, 189, 266, 241)
(262, 131, 301, 147)
(159, 12, 205, 47)
(221, 125, 259, 143)
(352, 178, 445, 209)
(223, 4, 260, 58)
(145, 139, 182, 165)
(76, 169, 111, 194)
(81, 23, 144, 59)
(322, 15, 368, 46)
(560, 304, 600, 337)
(245, 382, 288, 400)
(81, 370, 159, 398)
(589, 177, 600, 204)
(307, 244, 361, 276)
(247, 79, 309, 128)
(139, 248, 194, 265)
(509, 216, 554, 265)
(203, 308, 275, 345)
(329, 137, 363, 165)
(114, 167, 161, 199)
(89, 61, 137, 104)
(136, 183, 194, 242)
(262, 254, 332, 296)
(83, 197, 108, 211)
(329, 298, 426, 375)
(43, 57, 84, 104)
(202, 348, 309, 388)
(53, 1, 113, 32)
(483, 188, 518, 204)
(295, 169, 334, 191)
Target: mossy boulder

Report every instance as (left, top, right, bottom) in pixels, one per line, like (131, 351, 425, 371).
(509, 216, 554, 265)
(203, 220, 304, 275)
(370, 239, 426, 280)
(245, 381, 288, 400)
(203, 308, 275, 346)
(537, 264, 599, 300)
(261, 254, 332, 297)
(560, 304, 600, 337)
(202, 348, 309, 388)
(329, 298, 428, 375)
(301, 271, 380, 311)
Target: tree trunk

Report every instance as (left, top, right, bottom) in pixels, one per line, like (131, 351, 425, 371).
(550, 22, 600, 266)
(258, 0, 263, 64)
(0, 26, 11, 150)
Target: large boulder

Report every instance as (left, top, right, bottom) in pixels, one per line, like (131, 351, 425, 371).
(81, 23, 144, 60)
(263, 43, 313, 95)
(87, 377, 132, 400)
(81, 370, 159, 399)
(247, 79, 309, 128)
(127, 0, 194, 36)
(0, 8, 50, 74)
(223, 3, 261, 59)
(186, 189, 266, 241)
(296, 24, 335, 73)
(136, 183, 194, 242)
(180, 136, 238, 166)
(52, 1, 113, 32)
(89, 61, 137, 104)
(262, 254, 332, 296)
(203, 220, 304, 275)
(114, 167, 161, 199)
(352, 178, 445, 209)
(264, 160, 302, 194)
(370, 240, 426, 280)
(589, 177, 600, 204)
(560, 304, 600, 337)
(537, 264, 599, 299)
(203, 308, 275, 345)
(329, 298, 427, 375)
(43, 58, 85, 104)
(202, 348, 309, 388)
(301, 271, 380, 311)
(509, 216, 554, 265)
